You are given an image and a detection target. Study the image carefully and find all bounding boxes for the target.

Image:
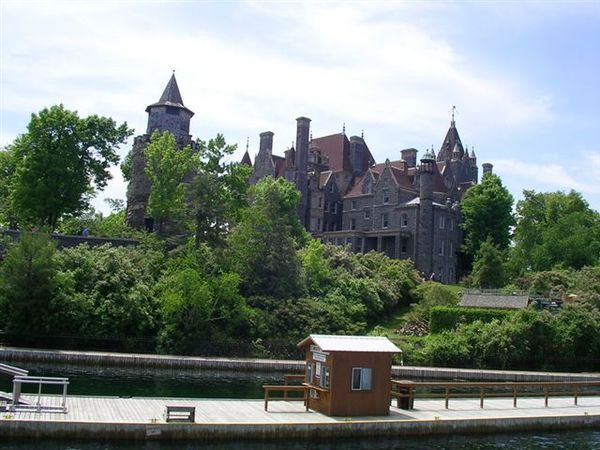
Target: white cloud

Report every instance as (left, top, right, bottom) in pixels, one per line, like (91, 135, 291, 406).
(493, 158, 600, 196)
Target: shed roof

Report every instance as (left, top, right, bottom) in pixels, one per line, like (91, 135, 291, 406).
(460, 294, 529, 309)
(298, 335, 401, 353)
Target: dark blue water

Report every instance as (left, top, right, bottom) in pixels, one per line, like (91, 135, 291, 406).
(1, 431, 600, 449)
(1, 362, 599, 449)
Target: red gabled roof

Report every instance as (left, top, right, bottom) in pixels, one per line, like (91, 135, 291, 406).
(311, 133, 351, 172)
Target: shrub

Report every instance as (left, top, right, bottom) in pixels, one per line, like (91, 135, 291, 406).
(429, 306, 513, 333)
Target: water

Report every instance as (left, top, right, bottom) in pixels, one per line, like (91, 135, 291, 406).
(1, 431, 600, 450)
(1, 362, 599, 449)
(0, 362, 283, 398)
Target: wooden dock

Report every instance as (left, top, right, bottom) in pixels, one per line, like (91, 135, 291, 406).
(1, 394, 599, 441)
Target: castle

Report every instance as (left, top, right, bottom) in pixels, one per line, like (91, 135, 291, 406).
(126, 74, 492, 283)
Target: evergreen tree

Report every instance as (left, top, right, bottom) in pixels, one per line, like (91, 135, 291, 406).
(470, 237, 506, 288)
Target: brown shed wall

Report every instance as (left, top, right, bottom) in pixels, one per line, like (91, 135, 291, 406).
(330, 352, 392, 416)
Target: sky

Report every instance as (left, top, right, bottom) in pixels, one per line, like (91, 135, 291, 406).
(1, 1, 599, 214)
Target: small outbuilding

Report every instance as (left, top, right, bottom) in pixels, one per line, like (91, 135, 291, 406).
(297, 334, 401, 417)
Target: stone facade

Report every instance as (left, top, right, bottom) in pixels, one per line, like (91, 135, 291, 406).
(250, 117, 484, 284)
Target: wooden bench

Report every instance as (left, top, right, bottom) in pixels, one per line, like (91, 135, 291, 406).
(164, 405, 196, 423)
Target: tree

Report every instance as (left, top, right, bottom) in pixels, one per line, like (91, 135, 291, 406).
(460, 173, 514, 261)
(189, 134, 251, 247)
(145, 131, 196, 235)
(227, 177, 307, 298)
(0, 233, 58, 334)
(470, 237, 506, 288)
(510, 190, 600, 272)
(0, 146, 19, 228)
(7, 105, 132, 229)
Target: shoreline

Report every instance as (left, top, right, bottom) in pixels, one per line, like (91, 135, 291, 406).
(2, 346, 599, 382)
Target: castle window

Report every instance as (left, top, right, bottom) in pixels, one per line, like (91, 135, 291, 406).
(318, 218, 322, 231)
(351, 200, 357, 210)
(329, 183, 335, 193)
(324, 201, 329, 212)
(346, 237, 352, 245)
(365, 210, 371, 219)
(438, 240, 445, 256)
(450, 219, 454, 231)
(439, 216, 446, 229)
(351, 218, 356, 230)
(401, 237, 408, 254)
(438, 267, 445, 282)
(165, 106, 180, 116)
(401, 213, 408, 227)
(449, 241, 454, 256)
(333, 203, 338, 214)
(318, 196, 322, 208)
(383, 189, 389, 204)
(382, 213, 389, 229)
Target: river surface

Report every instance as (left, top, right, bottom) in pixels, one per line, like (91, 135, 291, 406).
(1, 362, 599, 449)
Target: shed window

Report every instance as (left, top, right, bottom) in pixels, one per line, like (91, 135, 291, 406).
(321, 366, 330, 388)
(351, 367, 372, 390)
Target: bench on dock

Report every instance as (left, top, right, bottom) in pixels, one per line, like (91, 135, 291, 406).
(164, 405, 196, 423)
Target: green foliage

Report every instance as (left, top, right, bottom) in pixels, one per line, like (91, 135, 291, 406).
(189, 134, 251, 247)
(51, 244, 162, 339)
(510, 190, 600, 273)
(0, 233, 58, 333)
(0, 147, 19, 228)
(429, 306, 513, 333)
(157, 243, 253, 354)
(227, 177, 307, 298)
(7, 105, 132, 229)
(145, 131, 196, 235)
(469, 238, 507, 288)
(460, 173, 514, 259)
(405, 282, 460, 324)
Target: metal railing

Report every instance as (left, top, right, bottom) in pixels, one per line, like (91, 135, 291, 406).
(391, 380, 600, 410)
(8, 375, 69, 413)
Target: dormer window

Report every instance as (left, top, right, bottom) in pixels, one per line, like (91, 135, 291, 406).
(329, 183, 335, 193)
(401, 213, 408, 227)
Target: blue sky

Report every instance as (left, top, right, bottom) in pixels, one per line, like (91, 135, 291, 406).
(1, 1, 599, 213)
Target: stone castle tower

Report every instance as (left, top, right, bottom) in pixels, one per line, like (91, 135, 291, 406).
(125, 73, 195, 230)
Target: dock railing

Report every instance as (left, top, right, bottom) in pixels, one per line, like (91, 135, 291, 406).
(391, 380, 600, 410)
(9, 375, 69, 413)
(263, 385, 310, 411)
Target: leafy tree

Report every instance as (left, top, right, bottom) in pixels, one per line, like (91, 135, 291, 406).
(7, 105, 132, 229)
(50, 244, 162, 340)
(460, 173, 514, 260)
(510, 190, 600, 272)
(189, 134, 251, 247)
(227, 177, 307, 298)
(0, 233, 58, 334)
(145, 131, 196, 235)
(157, 243, 253, 354)
(470, 238, 507, 288)
(0, 147, 19, 228)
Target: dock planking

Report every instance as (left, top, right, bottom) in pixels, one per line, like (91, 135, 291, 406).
(1, 394, 599, 441)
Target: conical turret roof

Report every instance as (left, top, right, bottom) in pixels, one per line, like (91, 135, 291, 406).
(146, 73, 194, 116)
(437, 119, 463, 162)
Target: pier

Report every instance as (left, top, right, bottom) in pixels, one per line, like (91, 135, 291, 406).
(1, 393, 599, 441)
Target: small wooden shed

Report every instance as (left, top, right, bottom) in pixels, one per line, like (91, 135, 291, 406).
(297, 334, 401, 416)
